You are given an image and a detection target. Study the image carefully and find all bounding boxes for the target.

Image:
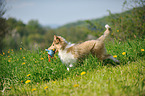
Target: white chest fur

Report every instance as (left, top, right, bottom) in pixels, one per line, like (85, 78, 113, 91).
(58, 49, 77, 67)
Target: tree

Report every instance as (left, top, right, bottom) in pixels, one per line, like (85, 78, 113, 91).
(0, 0, 7, 52)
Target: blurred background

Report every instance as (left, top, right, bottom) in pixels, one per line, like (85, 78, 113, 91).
(0, 0, 144, 52)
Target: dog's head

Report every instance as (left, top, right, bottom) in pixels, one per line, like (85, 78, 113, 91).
(48, 35, 68, 51)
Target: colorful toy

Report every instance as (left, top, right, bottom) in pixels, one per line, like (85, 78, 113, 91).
(45, 49, 56, 62)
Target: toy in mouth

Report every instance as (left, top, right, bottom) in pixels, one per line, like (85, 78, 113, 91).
(45, 49, 56, 57)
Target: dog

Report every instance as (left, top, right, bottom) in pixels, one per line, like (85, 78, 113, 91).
(48, 24, 119, 71)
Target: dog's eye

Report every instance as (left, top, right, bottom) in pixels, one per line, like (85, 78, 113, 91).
(55, 39, 60, 44)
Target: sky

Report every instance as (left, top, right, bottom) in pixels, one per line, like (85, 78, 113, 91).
(4, 0, 125, 27)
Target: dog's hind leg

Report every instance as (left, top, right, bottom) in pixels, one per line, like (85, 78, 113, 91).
(104, 55, 120, 63)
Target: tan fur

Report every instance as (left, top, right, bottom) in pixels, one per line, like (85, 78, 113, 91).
(48, 25, 119, 66)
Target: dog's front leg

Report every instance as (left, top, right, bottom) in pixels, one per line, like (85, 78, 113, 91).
(67, 64, 74, 71)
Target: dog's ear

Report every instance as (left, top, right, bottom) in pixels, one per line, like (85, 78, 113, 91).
(54, 35, 60, 44)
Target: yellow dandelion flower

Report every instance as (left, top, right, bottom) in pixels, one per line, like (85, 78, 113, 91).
(22, 62, 26, 65)
(113, 55, 117, 58)
(8, 56, 10, 57)
(44, 86, 48, 89)
(122, 52, 126, 55)
(8, 60, 11, 62)
(23, 57, 25, 59)
(32, 88, 36, 91)
(35, 61, 37, 63)
(11, 49, 13, 51)
(9, 86, 12, 89)
(81, 71, 86, 75)
(27, 74, 31, 77)
(3, 52, 5, 55)
(25, 80, 31, 84)
(73, 84, 79, 87)
(41, 57, 44, 60)
(141, 49, 144, 52)
(20, 48, 22, 50)
(117, 30, 119, 32)
(8, 51, 10, 53)
(53, 81, 56, 83)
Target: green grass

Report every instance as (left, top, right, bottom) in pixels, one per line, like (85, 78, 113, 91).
(0, 39, 145, 95)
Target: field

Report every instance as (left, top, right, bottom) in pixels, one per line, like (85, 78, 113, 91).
(0, 39, 145, 96)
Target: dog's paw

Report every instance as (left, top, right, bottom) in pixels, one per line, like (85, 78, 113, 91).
(67, 67, 69, 71)
(69, 64, 73, 67)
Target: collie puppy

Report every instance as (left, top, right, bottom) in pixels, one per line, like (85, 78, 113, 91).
(48, 24, 119, 71)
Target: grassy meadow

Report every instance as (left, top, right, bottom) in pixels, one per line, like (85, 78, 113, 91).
(0, 39, 145, 96)
(0, 0, 144, 95)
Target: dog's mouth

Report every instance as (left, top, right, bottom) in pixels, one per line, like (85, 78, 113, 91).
(48, 47, 55, 50)
(55, 49, 58, 53)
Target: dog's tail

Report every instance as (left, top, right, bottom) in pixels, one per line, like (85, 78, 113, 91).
(98, 24, 111, 42)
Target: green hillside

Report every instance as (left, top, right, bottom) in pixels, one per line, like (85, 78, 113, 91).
(57, 6, 144, 41)
(0, 6, 144, 51)
(60, 6, 143, 29)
